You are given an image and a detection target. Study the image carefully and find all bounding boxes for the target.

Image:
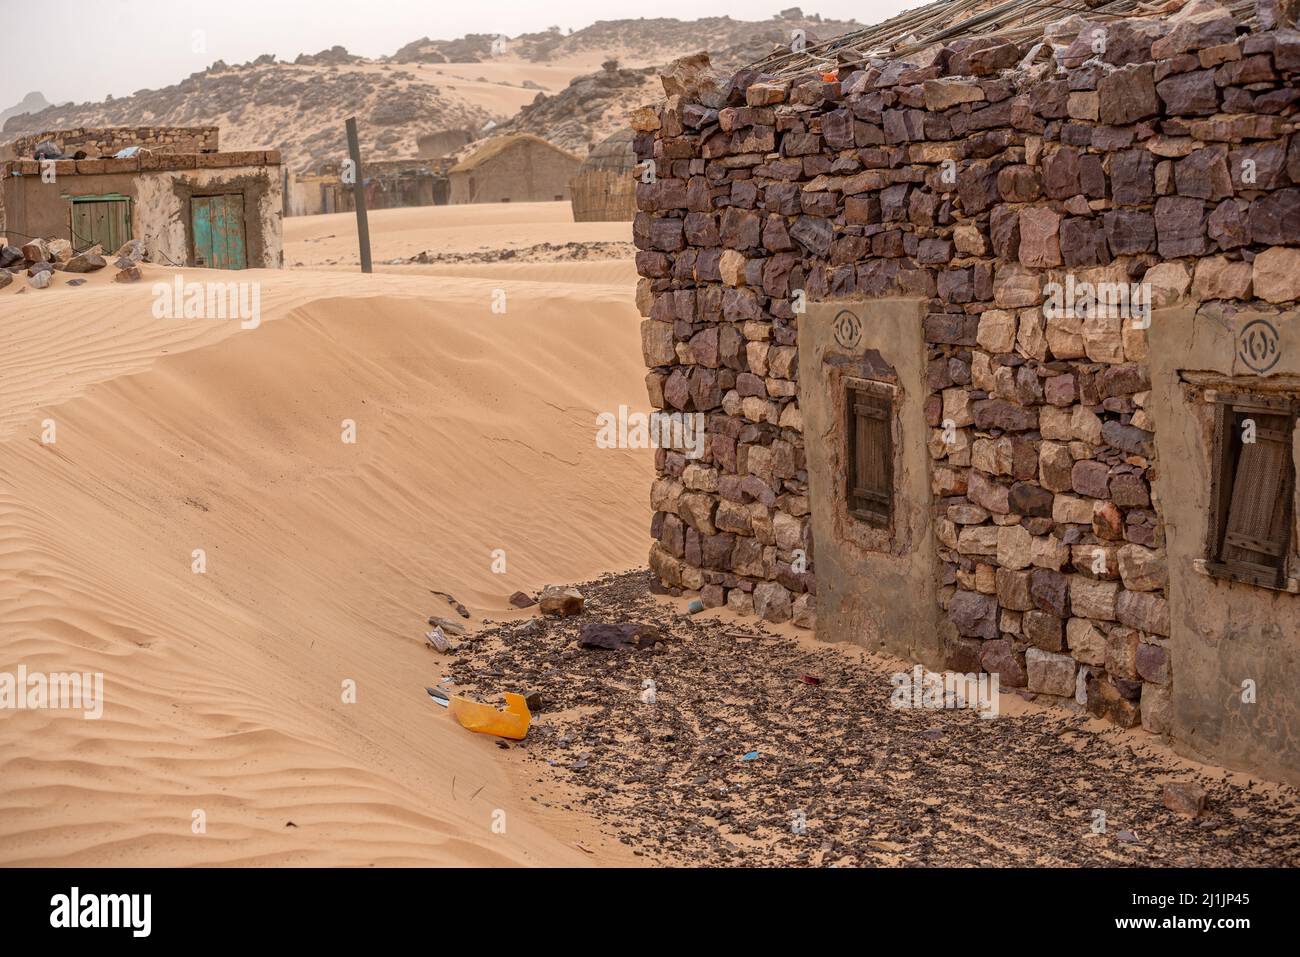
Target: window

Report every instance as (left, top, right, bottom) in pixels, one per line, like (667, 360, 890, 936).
(847, 381, 893, 527)
(1207, 392, 1297, 589)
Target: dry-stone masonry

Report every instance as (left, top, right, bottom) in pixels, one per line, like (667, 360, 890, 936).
(636, 0, 1300, 736)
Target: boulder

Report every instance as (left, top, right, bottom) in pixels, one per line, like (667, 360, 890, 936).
(539, 585, 585, 618)
(64, 252, 107, 273)
(661, 52, 728, 107)
(21, 239, 49, 263)
(1162, 781, 1207, 818)
(577, 622, 659, 650)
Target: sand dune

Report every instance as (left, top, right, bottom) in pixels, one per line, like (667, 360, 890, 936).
(0, 205, 650, 865)
(285, 202, 632, 267)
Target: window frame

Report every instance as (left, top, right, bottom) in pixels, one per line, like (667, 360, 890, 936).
(1204, 390, 1298, 591)
(845, 377, 895, 529)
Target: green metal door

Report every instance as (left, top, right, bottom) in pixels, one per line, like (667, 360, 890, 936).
(70, 197, 131, 254)
(192, 194, 248, 269)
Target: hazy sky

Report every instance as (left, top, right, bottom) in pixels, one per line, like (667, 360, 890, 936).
(1, 0, 911, 106)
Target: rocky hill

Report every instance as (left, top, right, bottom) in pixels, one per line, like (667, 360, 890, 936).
(511, 11, 860, 66)
(489, 61, 660, 154)
(0, 10, 863, 169)
(392, 10, 861, 65)
(0, 91, 53, 129)
(1, 60, 494, 173)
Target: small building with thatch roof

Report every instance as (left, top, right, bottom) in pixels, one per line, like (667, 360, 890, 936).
(571, 128, 638, 222)
(447, 134, 582, 205)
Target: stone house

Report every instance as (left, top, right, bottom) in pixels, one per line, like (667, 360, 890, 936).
(634, 0, 1300, 785)
(447, 133, 582, 204)
(1, 127, 282, 269)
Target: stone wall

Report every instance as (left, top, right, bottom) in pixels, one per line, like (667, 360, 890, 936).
(635, 1, 1300, 741)
(4, 126, 220, 160)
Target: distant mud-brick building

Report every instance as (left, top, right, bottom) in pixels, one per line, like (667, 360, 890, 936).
(287, 159, 448, 216)
(572, 128, 639, 221)
(635, 0, 1300, 784)
(448, 133, 582, 204)
(1, 127, 282, 269)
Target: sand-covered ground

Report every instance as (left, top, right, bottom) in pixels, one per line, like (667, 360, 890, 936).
(0, 203, 651, 865)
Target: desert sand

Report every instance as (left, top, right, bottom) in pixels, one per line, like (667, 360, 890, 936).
(285, 201, 634, 269)
(0, 202, 651, 865)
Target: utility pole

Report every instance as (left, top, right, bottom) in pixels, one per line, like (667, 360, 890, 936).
(345, 116, 372, 274)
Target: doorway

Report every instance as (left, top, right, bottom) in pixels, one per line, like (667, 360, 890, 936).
(70, 196, 131, 254)
(191, 194, 248, 269)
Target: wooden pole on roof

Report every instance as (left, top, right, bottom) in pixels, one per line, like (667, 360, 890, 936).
(345, 116, 373, 274)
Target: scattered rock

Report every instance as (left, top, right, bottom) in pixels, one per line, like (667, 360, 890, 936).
(21, 239, 49, 263)
(445, 570, 1300, 867)
(425, 627, 453, 653)
(539, 585, 585, 617)
(427, 615, 467, 635)
(508, 590, 537, 608)
(577, 621, 659, 650)
(47, 239, 73, 263)
(64, 252, 107, 273)
(1163, 781, 1207, 818)
(113, 239, 146, 263)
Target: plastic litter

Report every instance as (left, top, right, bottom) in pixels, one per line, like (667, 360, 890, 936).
(742, 750, 761, 761)
(686, 598, 705, 614)
(449, 692, 532, 740)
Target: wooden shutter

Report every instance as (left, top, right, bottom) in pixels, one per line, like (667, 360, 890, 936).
(71, 197, 131, 253)
(848, 385, 893, 526)
(1210, 396, 1296, 588)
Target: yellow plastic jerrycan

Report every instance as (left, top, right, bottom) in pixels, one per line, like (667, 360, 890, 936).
(448, 692, 532, 740)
